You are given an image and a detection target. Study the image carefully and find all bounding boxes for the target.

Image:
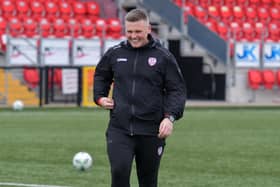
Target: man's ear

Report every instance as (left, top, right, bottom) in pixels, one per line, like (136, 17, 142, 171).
(148, 24, 152, 33)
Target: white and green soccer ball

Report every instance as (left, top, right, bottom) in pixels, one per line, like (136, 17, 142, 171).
(12, 100, 24, 111)
(72, 152, 93, 171)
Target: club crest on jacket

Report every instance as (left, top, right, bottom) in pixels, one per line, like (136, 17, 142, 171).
(148, 57, 157, 66)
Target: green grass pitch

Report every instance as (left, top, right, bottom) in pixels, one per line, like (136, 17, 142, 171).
(0, 108, 280, 187)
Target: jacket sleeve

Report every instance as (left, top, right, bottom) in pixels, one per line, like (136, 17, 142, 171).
(163, 53, 186, 121)
(93, 50, 114, 105)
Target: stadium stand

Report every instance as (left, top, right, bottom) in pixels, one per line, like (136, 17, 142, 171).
(172, 0, 280, 42)
(0, 0, 124, 106)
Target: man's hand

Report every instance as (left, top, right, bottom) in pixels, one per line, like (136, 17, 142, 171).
(99, 97, 114, 109)
(158, 118, 173, 139)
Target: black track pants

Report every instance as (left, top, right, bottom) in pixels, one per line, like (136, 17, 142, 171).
(106, 130, 166, 187)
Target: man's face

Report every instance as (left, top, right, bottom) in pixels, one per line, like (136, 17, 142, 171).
(125, 20, 151, 48)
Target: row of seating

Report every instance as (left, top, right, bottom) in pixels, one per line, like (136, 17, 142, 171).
(0, 0, 100, 22)
(248, 69, 280, 90)
(213, 20, 279, 41)
(174, 0, 280, 41)
(0, 17, 122, 38)
(174, 0, 280, 7)
(23, 67, 62, 89)
(190, 5, 280, 24)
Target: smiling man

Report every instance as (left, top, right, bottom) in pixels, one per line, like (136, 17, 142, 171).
(94, 9, 186, 187)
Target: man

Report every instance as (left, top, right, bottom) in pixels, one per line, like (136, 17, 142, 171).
(94, 9, 186, 187)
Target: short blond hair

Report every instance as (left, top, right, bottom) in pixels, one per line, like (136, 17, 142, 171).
(125, 9, 150, 23)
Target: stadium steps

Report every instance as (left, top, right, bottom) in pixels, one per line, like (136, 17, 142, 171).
(0, 69, 39, 106)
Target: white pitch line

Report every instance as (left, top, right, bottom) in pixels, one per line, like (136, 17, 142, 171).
(0, 182, 71, 187)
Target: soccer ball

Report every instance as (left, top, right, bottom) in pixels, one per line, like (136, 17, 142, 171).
(12, 100, 24, 111)
(72, 152, 93, 171)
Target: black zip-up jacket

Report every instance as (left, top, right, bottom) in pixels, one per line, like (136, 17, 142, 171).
(94, 35, 186, 136)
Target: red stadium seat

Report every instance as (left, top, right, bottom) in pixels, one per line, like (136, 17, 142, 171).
(249, 0, 261, 7)
(73, 2, 86, 21)
(204, 19, 217, 32)
(53, 18, 67, 38)
(217, 22, 229, 40)
(245, 7, 257, 23)
(224, 0, 236, 6)
(86, 1, 100, 22)
(9, 17, 23, 37)
(233, 6, 244, 23)
(208, 5, 219, 18)
(268, 22, 279, 41)
(30, 1, 45, 21)
(237, 0, 249, 5)
(254, 22, 266, 39)
(194, 6, 207, 22)
(270, 7, 280, 24)
(16, 0, 30, 20)
(54, 68, 62, 88)
(230, 21, 243, 40)
(107, 18, 122, 38)
(81, 18, 94, 38)
(277, 70, 280, 87)
(45, 1, 59, 21)
(220, 5, 232, 23)
(198, 0, 209, 8)
(212, 0, 222, 6)
(248, 69, 262, 90)
(1, 0, 15, 19)
(273, 0, 280, 5)
(59, 1, 73, 21)
(261, 0, 273, 7)
(257, 7, 270, 23)
(48, 68, 62, 88)
(0, 17, 6, 36)
(95, 18, 107, 37)
(53, 68, 62, 88)
(23, 68, 39, 89)
(23, 18, 37, 37)
(38, 18, 52, 37)
(262, 69, 275, 89)
(242, 22, 255, 41)
(67, 18, 81, 38)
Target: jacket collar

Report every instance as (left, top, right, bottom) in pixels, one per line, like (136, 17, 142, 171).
(122, 34, 158, 49)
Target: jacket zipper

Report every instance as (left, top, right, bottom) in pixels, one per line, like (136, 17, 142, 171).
(130, 50, 139, 136)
